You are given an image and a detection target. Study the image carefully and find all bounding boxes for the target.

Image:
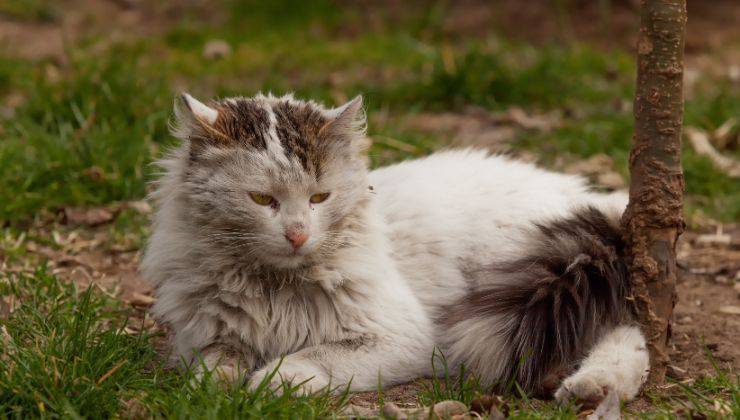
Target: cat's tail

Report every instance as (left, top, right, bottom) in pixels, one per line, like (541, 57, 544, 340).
(440, 204, 633, 396)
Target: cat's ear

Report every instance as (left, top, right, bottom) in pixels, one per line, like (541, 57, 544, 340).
(321, 95, 368, 152)
(328, 95, 364, 131)
(178, 92, 218, 124)
(172, 92, 229, 146)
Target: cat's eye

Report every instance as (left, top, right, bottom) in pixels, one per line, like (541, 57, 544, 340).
(310, 192, 330, 204)
(249, 192, 275, 206)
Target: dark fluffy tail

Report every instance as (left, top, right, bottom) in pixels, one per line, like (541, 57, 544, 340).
(441, 206, 633, 395)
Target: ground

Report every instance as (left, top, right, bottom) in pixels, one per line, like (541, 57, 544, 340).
(0, 0, 738, 418)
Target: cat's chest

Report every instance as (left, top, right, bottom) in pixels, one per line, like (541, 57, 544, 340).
(211, 281, 352, 359)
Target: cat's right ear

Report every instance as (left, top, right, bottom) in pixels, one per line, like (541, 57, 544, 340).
(171, 92, 222, 142)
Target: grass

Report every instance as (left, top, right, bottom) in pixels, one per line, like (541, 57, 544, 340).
(0, 1, 738, 223)
(1, 269, 736, 418)
(0, 269, 346, 418)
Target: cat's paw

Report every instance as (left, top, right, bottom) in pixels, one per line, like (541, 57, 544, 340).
(193, 354, 248, 388)
(248, 360, 330, 395)
(555, 369, 616, 408)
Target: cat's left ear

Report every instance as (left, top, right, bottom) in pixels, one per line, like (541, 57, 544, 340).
(322, 96, 368, 151)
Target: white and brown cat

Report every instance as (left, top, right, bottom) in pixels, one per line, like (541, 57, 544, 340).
(141, 93, 649, 405)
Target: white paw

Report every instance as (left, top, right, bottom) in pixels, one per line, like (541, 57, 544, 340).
(192, 357, 247, 388)
(555, 370, 617, 408)
(248, 360, 330, 395)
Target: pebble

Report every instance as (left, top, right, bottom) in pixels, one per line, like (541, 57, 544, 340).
(129, 292, 156, 307)
(433, 400, 468, 418)
(381, 402, 407, 420)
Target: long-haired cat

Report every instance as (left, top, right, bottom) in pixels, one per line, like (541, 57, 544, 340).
(141, 93, 649, 404)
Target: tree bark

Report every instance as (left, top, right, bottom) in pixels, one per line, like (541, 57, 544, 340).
(621, 0, 686, 385)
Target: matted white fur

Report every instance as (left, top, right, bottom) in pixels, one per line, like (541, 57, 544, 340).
(142, 95, 648, 404)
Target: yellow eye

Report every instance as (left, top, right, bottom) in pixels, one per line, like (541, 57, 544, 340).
(309, 192, 330, 204)
(249, 192, 275, 206)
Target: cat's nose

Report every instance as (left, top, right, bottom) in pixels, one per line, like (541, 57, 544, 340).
(285, 227, 308, 249)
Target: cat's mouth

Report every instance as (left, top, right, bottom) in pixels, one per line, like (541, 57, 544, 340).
(260, 248, 314, 270)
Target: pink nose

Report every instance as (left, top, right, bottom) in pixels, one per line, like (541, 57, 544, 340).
(285, 230, 308, 249)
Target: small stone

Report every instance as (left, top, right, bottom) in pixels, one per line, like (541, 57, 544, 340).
(718, 305, 740, 315)
(433, 400, 468, 418)
(677, 316, 693, 324)
(203, 39, 232, 60)
(381, 402, 407, 420)
(341, 404, 378, 418)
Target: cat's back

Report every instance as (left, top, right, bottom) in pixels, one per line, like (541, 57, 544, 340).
(368, 149, 590, 231)
(367, 149, 604, 307)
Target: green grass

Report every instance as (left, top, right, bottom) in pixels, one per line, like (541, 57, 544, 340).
(2, 270, 735, 418)
(1, 0, 738, 223)
(0, 0, 57, 22)
(0, 269, 346, 418)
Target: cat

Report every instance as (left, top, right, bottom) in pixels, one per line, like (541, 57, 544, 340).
(140, 92, 649, 405)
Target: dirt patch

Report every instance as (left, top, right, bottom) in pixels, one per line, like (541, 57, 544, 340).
(0, 0, 218, 61)
(672, 226, 740, 378)
(402, 108, 560, 160)
(436, 0, 740, 55)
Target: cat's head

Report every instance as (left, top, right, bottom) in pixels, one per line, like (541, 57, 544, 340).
(171, 93, 370, 270)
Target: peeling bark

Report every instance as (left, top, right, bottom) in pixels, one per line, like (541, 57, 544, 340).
(622, 0, 687, 384)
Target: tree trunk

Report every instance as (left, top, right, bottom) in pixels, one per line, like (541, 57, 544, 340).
(621, 0, 687, 385)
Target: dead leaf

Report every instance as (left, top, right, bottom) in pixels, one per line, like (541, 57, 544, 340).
(0, 295, 17, 319)
(129, 292, 156, 307)
(718, 305, 740, 315)
(597, 171, 626, 190)
(564, 154, 614, 176)
(504, 106, 561, 132)
(685, 127, 740, 178)
(713, 117, 737, 150)
(203, 39, 231, 60)
(64, 207, 115, 226)
(695, 225, 732, 247)
(372, 136, 419, 154)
